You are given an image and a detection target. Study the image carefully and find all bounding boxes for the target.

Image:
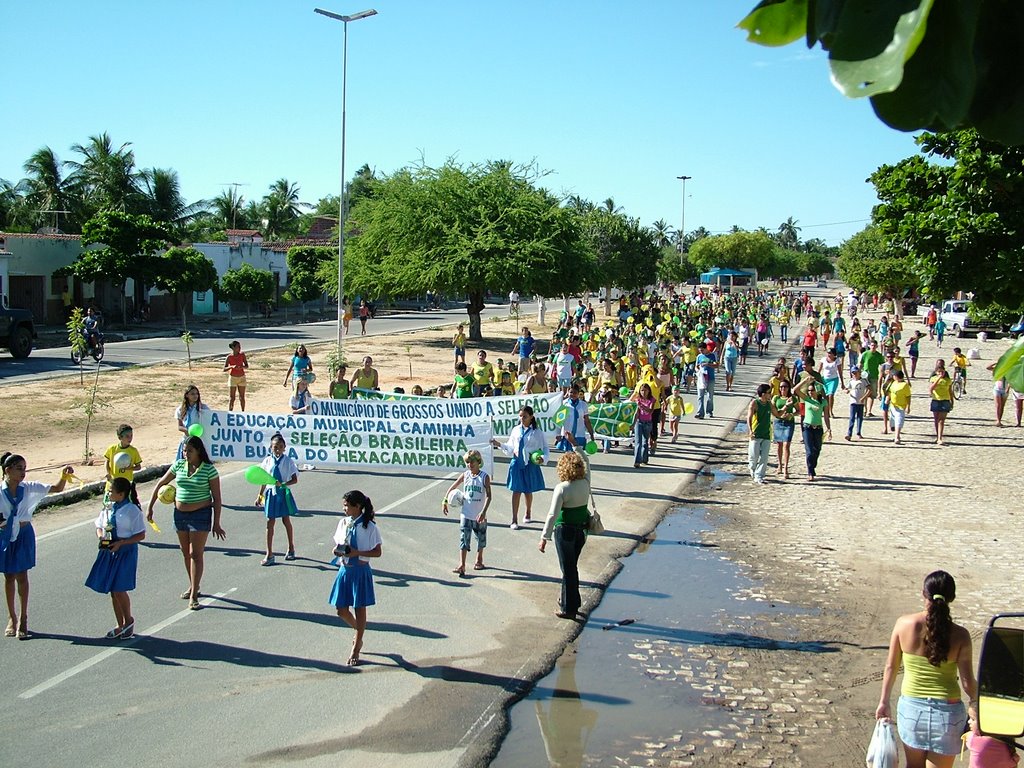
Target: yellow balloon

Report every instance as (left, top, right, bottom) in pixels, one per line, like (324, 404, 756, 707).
(684, 402, 695, 415)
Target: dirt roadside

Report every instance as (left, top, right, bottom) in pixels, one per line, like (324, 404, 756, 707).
(7, 317, 531, 485)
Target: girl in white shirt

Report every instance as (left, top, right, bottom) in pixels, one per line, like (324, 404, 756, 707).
(491, 406, 549, 529)
(329, 490, 382, 666)
(1, 452, 75, 639)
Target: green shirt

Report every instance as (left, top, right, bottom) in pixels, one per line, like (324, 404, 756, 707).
(859, 350, 885, 380)
(802, 397, 825, 428)
(171, 459, 218, 504)
(751, 399, 772, 439)
(453, 374, 474, 398)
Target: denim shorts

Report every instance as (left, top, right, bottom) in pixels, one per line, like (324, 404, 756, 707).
(459, 518, 487, 551)
(897, 696, 966, 755)
(773, 419, 795, 443)
(174, 506, 213, 533)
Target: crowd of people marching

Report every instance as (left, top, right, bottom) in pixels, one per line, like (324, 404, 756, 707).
(5, 283, 1017, 678)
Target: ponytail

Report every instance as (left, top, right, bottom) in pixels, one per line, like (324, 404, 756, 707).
(343, 490, 375, 528)
(923, 570, 956, 666)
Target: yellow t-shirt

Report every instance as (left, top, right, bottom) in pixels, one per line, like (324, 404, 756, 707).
(889, 380, 912, 410)
(472, 362, 494, 386)
(682, 345, 698, 365)
(952, 354, 968, 369)
(104, 443, 142, 487)
(665, 394, 684, 417)
(930, 375, 953, 400)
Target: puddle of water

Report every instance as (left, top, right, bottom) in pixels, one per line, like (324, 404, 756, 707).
(490, 509, 798, 768)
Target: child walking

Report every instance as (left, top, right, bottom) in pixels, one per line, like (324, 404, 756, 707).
(442, 450, 491, 576)
(85, 477, 146, 639)
(329, 490, 382, 666)
(664, 386, 685, 443)
(255, 433, 298, 565)
(104, 424, 142, 506)
(2, 453, 74, 639)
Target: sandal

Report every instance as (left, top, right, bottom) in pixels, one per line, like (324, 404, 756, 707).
(180, 589, 193, 600)
(260, 555, 275, 566)
(105, 626, 123, 639)
(17, 628, 30, 640)
(473, 563, 486, 570)
(285, 551, 296, 561)
(189, 599, 202, 611)
(4, 621, 15, 638)
(347, 640, 362, 666)
(452, 566, 465, 576)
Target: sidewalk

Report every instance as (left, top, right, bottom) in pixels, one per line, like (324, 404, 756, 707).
(611, 307, 1023, 767)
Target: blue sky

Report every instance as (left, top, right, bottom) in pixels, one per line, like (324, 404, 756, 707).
(1, 1, 922, 245)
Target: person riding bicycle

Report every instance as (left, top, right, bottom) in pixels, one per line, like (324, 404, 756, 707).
(951, 347, 969, 395)
(508, 290, 520, 314)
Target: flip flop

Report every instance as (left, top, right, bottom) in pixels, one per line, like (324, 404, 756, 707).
(189, 599, 202, 611)
(4, 622, 15, 638)
(452, 567, 465, 576)
(473, 563, 486, 570)
(17, 629, 30, 640)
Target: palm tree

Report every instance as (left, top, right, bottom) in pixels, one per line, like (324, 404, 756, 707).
(601, 197, 623, 214)
(22, 146, 73, 230)
(650, 218, 674, 248)
(564, 195, 593, 214)
(776, 216, 801, 249)
(261, 178, 308, 239)
(213, 187, 247, 230)
(0, 178, 33, 231)
(65, 133, 142, 216)
(140, 167, 208, 237)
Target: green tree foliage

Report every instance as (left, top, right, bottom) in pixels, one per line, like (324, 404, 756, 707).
(60, 209, 172, 326)
(336, 160, 592, 341)
(219, 263, 275, 320)
(687, 230, 777, 273)
(284, 245, 333, 317)
(151, 246, 218, 322)
(656, 246, 700, 284)
(836, 225, 918, 301)
(870, 129, 1024, 311)
(578, 207, 661, 302)
(740, 1, 1024, 145)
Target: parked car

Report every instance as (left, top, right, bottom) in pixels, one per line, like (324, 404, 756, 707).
(939, 299, 971, 335)
(816, 279, 828, 288)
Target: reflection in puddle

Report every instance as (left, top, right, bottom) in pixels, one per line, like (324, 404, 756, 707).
(533, 654, 599, 768)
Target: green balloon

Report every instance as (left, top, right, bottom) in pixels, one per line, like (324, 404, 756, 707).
(585, 440, 599, 455)
(187, 423, 204, 438)
(530, 450, 544, 465)
(618, 386, 630, 397)
(244, 465, 277, 485)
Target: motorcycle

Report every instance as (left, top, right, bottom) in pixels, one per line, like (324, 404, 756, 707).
(71, 330, 105, 363)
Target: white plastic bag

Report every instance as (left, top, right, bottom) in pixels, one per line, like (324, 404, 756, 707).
(866, 719, 899, 768)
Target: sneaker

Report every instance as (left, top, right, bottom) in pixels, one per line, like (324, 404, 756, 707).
(285, 551, 296, 561)
(510, 523, 520, 530)
(261, 555, 275, 566)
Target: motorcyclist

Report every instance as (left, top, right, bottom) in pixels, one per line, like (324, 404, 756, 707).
(83, 307, 102, 350)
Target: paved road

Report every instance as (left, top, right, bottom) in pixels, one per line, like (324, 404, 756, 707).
(0, 302, 533, 385)
(0, 287, 831, 768)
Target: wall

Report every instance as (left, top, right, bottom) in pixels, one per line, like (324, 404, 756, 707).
(189, 242, 288, 315)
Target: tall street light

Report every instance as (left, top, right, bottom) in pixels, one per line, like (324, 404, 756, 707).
(676, 175, 692, 265)
(315, 7, 378, 355)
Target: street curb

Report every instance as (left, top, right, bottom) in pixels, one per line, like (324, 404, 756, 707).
(38, 464, 171, 510)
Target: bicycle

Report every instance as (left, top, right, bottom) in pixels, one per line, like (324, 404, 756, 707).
(951, 368, 965, 400)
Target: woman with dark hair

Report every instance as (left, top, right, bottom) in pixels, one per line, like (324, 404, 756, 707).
(147, 436, 225, 610)
(876, 570, 978, 768)
(283, 344, 314, 389)
(491, 406, 548, 529)
(330, 490, 382, 666)
(1, 453, 74, 639)
(538, 450, 591, 620)
(174, 385, 210, 460)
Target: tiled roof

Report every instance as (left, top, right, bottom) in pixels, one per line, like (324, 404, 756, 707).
(0, 232, 82, 241)
(225, 229, 262, 237)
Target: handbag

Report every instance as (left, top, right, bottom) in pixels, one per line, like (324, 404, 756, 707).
(587, 492, 605, 535)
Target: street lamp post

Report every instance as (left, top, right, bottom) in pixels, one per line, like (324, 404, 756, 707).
(676, 175, 691, 265)
(315, 6, 378, 355)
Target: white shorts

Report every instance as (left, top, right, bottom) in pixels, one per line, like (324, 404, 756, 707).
(889, 407, 907, 429)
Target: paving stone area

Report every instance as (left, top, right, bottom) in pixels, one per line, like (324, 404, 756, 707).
(607, 327, 1021, 767)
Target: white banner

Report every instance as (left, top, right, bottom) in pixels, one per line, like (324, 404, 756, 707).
(352, 388, 564, 438)
(203, 403, 494, 475)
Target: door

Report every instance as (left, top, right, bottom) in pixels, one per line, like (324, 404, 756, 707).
(8, 275, 45, 324)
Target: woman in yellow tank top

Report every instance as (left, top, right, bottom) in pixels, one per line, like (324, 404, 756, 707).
(350, 356, 379, 392)
(523, 362, 548, 394)
(876, 570, 977, 767)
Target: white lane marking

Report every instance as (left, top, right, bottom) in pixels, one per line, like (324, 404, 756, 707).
(378, 474, 456, 514)
(19, 588, 237, 699)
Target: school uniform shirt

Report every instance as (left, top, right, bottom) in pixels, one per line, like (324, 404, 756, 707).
(1, 482, 50, 543)
(560, 398, 590, 441)
(332, 517, 382, 566)
(259, 454, 299, 485)
(93, 501, 146, 539)
(497, 423, 549, 465)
